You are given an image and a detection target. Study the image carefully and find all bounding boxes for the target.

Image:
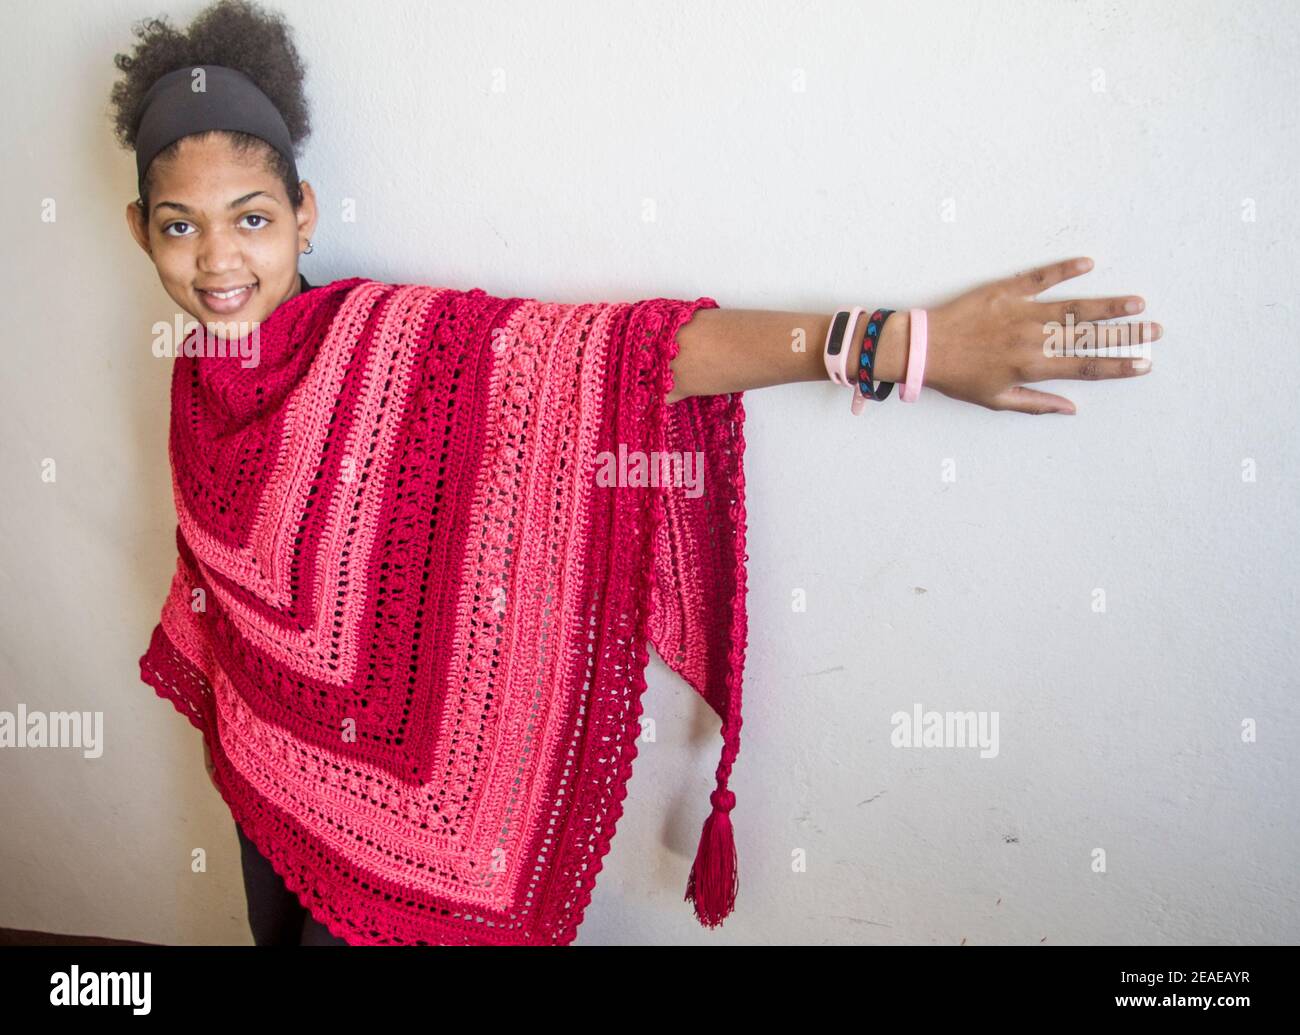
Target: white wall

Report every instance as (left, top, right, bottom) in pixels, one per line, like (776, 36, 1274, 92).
(1, 0, 1296, 945)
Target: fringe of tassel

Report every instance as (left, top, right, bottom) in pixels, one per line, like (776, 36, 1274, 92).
(684, 787, 738, 926)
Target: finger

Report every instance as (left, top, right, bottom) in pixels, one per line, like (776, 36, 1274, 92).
(1039, 294, 1146, 324)
(1031, 353, 1153, 383)
(1040, 321, 1164, 374)
(991, 386, 1076, 414)
(1028, 321, 1162, 377)
(1004, 256, 1093, 298)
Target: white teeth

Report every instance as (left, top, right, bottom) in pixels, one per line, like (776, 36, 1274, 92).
(205, 285, 252, 299)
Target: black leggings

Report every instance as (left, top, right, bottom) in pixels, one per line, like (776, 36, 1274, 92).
(236, 822, 350, 945)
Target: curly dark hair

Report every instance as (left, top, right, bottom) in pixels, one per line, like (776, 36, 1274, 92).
(109, 0, 311, 219)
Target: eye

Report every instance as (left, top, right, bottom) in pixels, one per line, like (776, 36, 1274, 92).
(161, 213, 269, 237)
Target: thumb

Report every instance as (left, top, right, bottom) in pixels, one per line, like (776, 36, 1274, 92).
(992, 386, 1075, 415)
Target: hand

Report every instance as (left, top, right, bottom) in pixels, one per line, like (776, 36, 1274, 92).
(917, 256, 1161, 414)
(202, 737, 219, 791)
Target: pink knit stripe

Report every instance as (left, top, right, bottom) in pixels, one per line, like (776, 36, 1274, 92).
(211, 661, 504, 901)
(303, 285, 439, 674)
(158, 556, 214, 678)
(428, 300, 587, 896)
(492, 302, 626, 860)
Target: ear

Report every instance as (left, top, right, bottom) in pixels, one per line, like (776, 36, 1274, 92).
(125, 200, 152, 257)
(295, 181, 320, 246)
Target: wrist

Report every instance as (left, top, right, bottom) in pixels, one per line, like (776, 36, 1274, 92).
(846, 309, 909, 386)
(874, 311, 909, 385)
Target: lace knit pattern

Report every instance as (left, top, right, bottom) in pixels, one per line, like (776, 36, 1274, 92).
(138, 277, 748, 945)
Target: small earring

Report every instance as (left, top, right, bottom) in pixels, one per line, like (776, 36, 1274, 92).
(303, 238, 314, 255)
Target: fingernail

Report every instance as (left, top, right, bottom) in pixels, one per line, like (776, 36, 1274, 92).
(1133, 359, 1152, 372)
(1125, 299, 1142, 314)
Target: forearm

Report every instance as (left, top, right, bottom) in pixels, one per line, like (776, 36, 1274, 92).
(667, 306, 908, 403)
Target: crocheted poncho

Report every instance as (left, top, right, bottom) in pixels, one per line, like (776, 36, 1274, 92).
(138, 276, 749, 945)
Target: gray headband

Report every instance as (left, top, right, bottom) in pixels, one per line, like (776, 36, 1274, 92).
(134, 64, 299, 201)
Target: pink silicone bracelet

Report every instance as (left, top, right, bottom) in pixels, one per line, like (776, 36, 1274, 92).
(901, 308, 927, 403)
(824, 306, 863, 387)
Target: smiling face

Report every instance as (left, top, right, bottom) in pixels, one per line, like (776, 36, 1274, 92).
(126, 132, 318, 334)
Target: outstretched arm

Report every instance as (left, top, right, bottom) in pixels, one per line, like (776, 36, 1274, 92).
(668, 256, 1163, 414)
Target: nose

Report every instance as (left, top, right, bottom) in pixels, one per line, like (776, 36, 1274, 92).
(196, 227, 247, 277)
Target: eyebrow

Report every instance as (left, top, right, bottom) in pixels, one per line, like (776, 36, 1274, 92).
(153, 191, 278, 217)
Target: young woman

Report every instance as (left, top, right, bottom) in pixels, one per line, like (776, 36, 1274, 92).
(114, 1, 1160, 948)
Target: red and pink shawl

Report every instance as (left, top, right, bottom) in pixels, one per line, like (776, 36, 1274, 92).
(138, 276, 749, 945)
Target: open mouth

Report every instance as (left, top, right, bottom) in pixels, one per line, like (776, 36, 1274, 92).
(197, 282, 257, 313)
